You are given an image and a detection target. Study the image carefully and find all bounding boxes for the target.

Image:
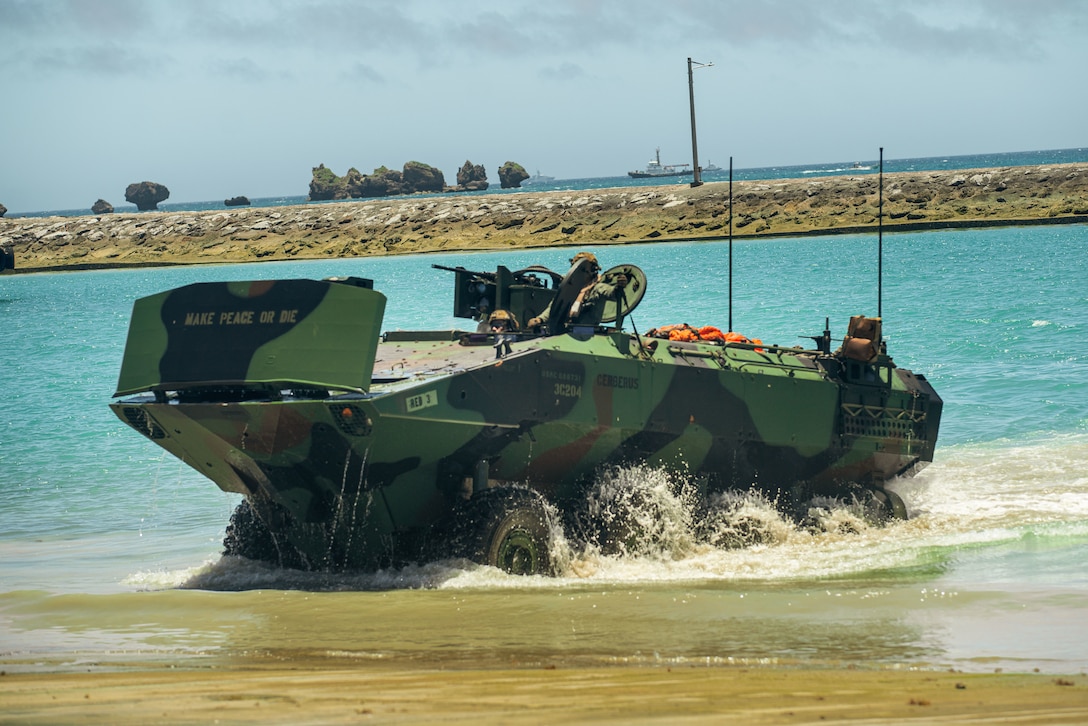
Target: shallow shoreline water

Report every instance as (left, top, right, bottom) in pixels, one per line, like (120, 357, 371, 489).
(2, 223, 1086, 722)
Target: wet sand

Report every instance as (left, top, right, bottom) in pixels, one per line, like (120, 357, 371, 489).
(2, 665, 1085, 724)
(3, 163, 1087, 273)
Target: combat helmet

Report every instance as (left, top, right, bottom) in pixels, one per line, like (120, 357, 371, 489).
(488, 308, 520, 331)
(569, 251, 600, 272)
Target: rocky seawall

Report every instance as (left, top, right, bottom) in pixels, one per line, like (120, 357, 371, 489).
(3, 164, 1086, 273)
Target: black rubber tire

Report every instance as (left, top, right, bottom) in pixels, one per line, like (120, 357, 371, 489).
(871, 488, 909, 521)
(222, 500, 274, 559)
(222, 499, 307, 569)
(882, 488, 909, 520)
(464, 488, 555, 576)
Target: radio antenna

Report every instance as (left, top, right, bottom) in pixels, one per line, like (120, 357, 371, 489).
(878, 147, 884, 319)
(728, 156, 734, 333)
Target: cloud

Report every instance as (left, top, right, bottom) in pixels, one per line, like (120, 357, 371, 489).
(7, 0, 1083, 83)
(31, 42, 167, 76)
(538, 62, 585, 82)
(210, 56, 292, 83)
(0, 0, 155, 39)
(1, 0, 162, 75)
(340, 62, 387, 84)
(177, 0, 432, 57)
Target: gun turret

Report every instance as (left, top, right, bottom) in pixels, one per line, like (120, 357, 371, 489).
(434, 263, 560, 324)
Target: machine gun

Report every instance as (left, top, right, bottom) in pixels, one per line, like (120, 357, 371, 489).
(432, 263, 561, 325)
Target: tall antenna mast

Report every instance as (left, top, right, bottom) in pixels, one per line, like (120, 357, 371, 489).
(728, 156, 734, 332)
(878, 147, 884, 319)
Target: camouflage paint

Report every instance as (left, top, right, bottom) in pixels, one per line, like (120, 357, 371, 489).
(111, 270, 942, 571)
(115, 278, 384, 396)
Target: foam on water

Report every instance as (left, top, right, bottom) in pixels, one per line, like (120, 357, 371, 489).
(112, 432, 1088, 595)
(901, 432, 1088, 525)
(7, 447, 1087, 674)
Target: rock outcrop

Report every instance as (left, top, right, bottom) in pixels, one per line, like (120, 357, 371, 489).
(498, 162, 529, 189)
(5, 163, 1087, 273)
(452, 161, 489, 192)
(402, 161, 445, 193)
(91, 199, 114, 214)
(0, 203, 7, 218)
(124, 182, 170, 211)
(349, 166, 404, 198)
(309, 162, 447, 200)
(224, 196, 251, 207)
(309, 164, 346, 201)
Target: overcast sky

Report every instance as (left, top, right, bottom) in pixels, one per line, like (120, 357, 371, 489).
(2, 0, 1085, 213)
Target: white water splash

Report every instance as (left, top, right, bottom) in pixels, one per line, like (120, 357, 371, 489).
(701, 489, 793, 548)
(125, 433, 1088, 592)
(896, 432, 1088, 527)
(582, 463, 699, 560)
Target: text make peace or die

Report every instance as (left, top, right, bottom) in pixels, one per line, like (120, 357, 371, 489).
(179, 309, 300, 326)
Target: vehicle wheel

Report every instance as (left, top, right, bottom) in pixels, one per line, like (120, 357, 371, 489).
(222, 499, 307, 569)
(464, 488, 556, 576)
(223, 500, 272, 559)
(871, 488, 909, 521)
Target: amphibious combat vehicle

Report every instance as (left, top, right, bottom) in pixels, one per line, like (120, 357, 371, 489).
(110, 256, 942, 575)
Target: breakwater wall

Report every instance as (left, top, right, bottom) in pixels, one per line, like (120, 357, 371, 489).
(3, 164, 1086, 273)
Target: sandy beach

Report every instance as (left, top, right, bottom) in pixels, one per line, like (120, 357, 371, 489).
(3, 163, 1087, 273)
(0, 664, 1084, 724)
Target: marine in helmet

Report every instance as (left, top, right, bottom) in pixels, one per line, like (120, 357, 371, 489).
(527, 251, 628, 333)
(488, 308, 519, 358)
(472, 295, 493, 332)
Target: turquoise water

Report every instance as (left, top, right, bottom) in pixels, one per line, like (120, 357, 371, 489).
(10, 146, 1088, 218)
(1, 225, 1086, 674)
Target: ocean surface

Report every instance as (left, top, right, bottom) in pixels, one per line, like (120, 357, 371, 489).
(10, 146, 1088, 219)
(1, 219, 1086, 676)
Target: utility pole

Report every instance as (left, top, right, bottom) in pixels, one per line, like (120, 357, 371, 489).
(688, 57, 713, 188)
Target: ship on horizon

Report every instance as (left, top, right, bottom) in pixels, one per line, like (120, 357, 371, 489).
(522, 170, 556, 185)
(628, 148, 693, 178)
